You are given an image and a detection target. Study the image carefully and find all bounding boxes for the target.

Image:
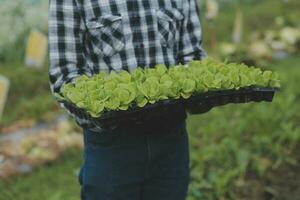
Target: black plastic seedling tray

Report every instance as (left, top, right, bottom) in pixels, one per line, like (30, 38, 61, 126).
(185, 88, 276, 114)
(61, 87, 276, 129)
(62, 98, 185, 129)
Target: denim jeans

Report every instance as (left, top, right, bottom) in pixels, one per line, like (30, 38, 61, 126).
(78, 119, 190, 200)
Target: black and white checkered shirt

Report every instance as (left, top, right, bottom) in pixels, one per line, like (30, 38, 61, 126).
(48, 0, 207, 132)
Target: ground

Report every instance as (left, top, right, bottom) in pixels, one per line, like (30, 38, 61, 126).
(1, 1, 300, 199)
(1, 56, 300, 200)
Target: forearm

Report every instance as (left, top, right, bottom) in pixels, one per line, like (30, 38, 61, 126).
(48, 0, 90, 95)
(178, 0, 207, 64)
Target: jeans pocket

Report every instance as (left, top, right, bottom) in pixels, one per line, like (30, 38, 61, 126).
(83, 129, 122, 148)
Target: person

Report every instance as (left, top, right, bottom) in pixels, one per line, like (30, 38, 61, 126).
(48, 0, 206, 199)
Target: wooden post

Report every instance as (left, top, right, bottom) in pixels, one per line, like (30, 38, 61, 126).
(25, 29, 48, 69)
(0, 75, 9, 120)
(205, 0, 219, 52)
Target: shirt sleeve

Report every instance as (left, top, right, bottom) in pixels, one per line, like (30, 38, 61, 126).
(178, 0, 207, 64)
(48, 0, 93, 122)
(48, 0, 90, 95)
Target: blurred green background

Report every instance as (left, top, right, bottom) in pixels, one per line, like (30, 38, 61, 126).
(0, 0, 300, 200)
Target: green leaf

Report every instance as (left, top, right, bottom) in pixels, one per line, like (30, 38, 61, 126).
(136, 95, 148, 107)
(182, 79, 196, 93)
(59, 58, 281, 116)
(66, 88, 85, 104)
(54, 92, 65, 101)
(118, 70, 132, 83)
(105, 97, 120, 110)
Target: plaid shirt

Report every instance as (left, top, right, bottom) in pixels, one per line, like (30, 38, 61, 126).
(48, 0, 207, 132)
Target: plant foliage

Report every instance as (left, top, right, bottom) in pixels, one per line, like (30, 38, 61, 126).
(56, 59, 281, 118)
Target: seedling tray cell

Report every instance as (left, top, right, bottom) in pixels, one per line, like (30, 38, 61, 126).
(62, 98, 186, 129)
(61, 87, 276, 129)
(186, 88, 276, 114)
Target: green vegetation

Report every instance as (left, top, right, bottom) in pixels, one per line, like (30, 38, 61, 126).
(187, 56, 300, 199)
(0, 149, 82, 200)
(59, 59, 280, 118)
(1, 56, 298, 200)
(0, 62, 59, 127)
(0, 0, 299, 199)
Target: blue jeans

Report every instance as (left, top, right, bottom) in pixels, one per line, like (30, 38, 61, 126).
(78, 119, 190, 200)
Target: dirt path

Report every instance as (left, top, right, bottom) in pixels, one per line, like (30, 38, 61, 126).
(0, 115, 82, 179)
(231, 148, 300, 200)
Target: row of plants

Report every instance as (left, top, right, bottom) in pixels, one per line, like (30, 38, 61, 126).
(187, 57, 300, 200)
(57, 59, 280, 118)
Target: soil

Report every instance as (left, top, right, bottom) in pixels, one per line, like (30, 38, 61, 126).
(230, 149, 300, 200)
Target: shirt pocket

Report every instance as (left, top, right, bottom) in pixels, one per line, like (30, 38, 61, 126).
(85, 14, 125, 57)
(156, 8, 184, 48)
